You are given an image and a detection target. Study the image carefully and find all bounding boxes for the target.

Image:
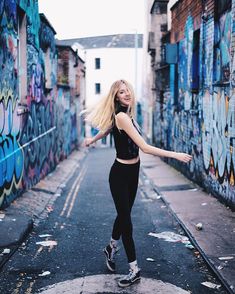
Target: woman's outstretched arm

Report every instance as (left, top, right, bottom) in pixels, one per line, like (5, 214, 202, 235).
(116, 113, 192, 163)
(84, 129, 111, 147)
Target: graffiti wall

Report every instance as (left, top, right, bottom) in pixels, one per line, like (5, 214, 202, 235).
(0, 0, 83, 208)
(154, 0, 235, 208)
(0, 0, 23, 207)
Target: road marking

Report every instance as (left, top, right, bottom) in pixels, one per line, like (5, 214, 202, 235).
(25, 281, 36, 294)
(60, 165, 86, 217)
(13, 280, 23, 294)
(33, 245, 43, 260)
(38, 274, 190, 293)
(66, 167, 86, 218)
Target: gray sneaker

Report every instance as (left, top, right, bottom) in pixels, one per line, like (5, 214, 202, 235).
(118, 269, 141, 287)
(103, 245, 118, 272)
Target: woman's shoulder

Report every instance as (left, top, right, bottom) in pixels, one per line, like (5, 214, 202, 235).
(115, 111, 128, 118)
(115, 112, 131, 124)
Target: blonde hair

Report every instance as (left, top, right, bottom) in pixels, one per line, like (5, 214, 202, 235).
(82, 79, 136, 132)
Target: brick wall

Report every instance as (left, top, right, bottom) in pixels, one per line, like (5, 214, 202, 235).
(152, 0, 235, 208)
(0, 1, 85, 208)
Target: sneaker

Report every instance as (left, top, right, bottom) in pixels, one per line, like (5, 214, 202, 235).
(118, 269, 141, 287)
(103, 245, 117, 272)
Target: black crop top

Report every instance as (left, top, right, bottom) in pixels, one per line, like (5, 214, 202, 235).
(112, 105, 140, 160)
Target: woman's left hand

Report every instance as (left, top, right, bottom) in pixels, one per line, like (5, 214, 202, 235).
(174, 152, 193, 163)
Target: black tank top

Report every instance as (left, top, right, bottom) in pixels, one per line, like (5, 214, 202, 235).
(112, 105, 140, 160)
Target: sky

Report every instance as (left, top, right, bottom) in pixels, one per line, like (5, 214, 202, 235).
(38, 0, 146, 40)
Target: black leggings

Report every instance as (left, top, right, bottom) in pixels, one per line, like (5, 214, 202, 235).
(109, 159, 140, 263)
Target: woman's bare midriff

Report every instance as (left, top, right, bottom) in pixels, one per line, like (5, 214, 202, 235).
(116, 156, 140, 164)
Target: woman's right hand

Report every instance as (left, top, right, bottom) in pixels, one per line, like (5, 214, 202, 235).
(84, 137, 94, 147)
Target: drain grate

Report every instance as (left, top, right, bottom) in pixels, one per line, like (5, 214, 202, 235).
(31, 187, 54, 194)
(156, 184, 195, 192)
(142, 165, 155, 169)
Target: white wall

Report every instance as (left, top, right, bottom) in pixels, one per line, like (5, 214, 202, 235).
(141, 0, 155, 142)
(84, 47, 143, 107)
(167, 0, 179, 30)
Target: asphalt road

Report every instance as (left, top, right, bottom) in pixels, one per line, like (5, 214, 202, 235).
(0, 148, 228, 293)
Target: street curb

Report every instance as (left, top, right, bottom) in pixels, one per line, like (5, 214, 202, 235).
(142, 169, 234, 294)
(158, 195, 234, 294)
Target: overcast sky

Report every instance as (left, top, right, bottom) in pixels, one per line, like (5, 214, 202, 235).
(38, 0, 146, 40)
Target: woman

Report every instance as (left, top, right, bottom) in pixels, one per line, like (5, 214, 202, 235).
(83, 79, 192, 288)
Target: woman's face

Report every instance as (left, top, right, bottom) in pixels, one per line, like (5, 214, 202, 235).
(116, 83, 133, 107)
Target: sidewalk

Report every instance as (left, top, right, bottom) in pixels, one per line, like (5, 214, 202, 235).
(140, 151, 235, 294)
(0, 148, 88, 269)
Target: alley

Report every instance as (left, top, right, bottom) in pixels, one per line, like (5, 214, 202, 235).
(0, 148, 228, 294)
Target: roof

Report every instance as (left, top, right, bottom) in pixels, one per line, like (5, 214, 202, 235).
(56, 34, 143, 49)
(170, 0, 180, 11)
(56, 43, 75, 51)
(39, 13, 57, 34)
(56, 42, 85, 63)
(150, 0, 169, 13)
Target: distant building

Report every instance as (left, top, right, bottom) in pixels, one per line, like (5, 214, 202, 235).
(56, 43, 86, 147)
(143, 0, 169, 143)
(56, 34, 143, 123)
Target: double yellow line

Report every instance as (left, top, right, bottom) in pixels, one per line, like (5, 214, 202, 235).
(60, 165, 87, 218)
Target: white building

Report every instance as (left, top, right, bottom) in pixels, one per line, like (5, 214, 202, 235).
(57, 34, 143, 120)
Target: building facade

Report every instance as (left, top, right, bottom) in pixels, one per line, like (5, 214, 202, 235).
(57, 34, 143, 134)
(0, 0, 85, 208)
(146, 0, 235, 208)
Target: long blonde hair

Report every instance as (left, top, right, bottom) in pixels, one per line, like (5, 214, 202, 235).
(82, 79, 136, 132)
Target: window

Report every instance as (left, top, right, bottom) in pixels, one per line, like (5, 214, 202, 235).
(213, 0, 231, 84)
(192, 30, 200, 92)
(151, 2, 167, 14)
(215, 0, 231, 18)
(95, 58, 100, 69)
(160, 24, 167, 32)
(18, 8, 27, 101)
(44, 47, 52, 89)
(95, 83, 101, 94)
(57, 48, 69, 86)
(160, 44, 166, 64)
(174, 64, 179, 107)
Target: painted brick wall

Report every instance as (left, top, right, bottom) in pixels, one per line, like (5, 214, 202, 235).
(0, 0, 84, 208)
(171, 0, 204, 43)
(153, 0, 235, 208)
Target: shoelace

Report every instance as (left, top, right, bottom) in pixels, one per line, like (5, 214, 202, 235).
(123, 269, 136, 280)
(110, 247, 117, 261)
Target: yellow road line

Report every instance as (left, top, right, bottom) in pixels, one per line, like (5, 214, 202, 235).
(25, 281, 36, 294)
(60, 165, 86, 217)
(13, 280, 23, 294)
(66, 167, 86, 218)
(33, 245, 44, 260)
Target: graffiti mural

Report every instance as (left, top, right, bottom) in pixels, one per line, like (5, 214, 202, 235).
(20, 101, 55, 189)
(27, 47, 44, 103)
(178, 16, 194, 111)
(154, 2, 235, 207)
(201, 19, 214, 89)
(0, 0, 24, 207)
(200, 1, 235, 206)
(213, 9, 232, 83)
(0, 0, 83, 208)
(26, 0, 40, 49)
(0, 90, 24, 207)
(202, 88, 235, 177)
